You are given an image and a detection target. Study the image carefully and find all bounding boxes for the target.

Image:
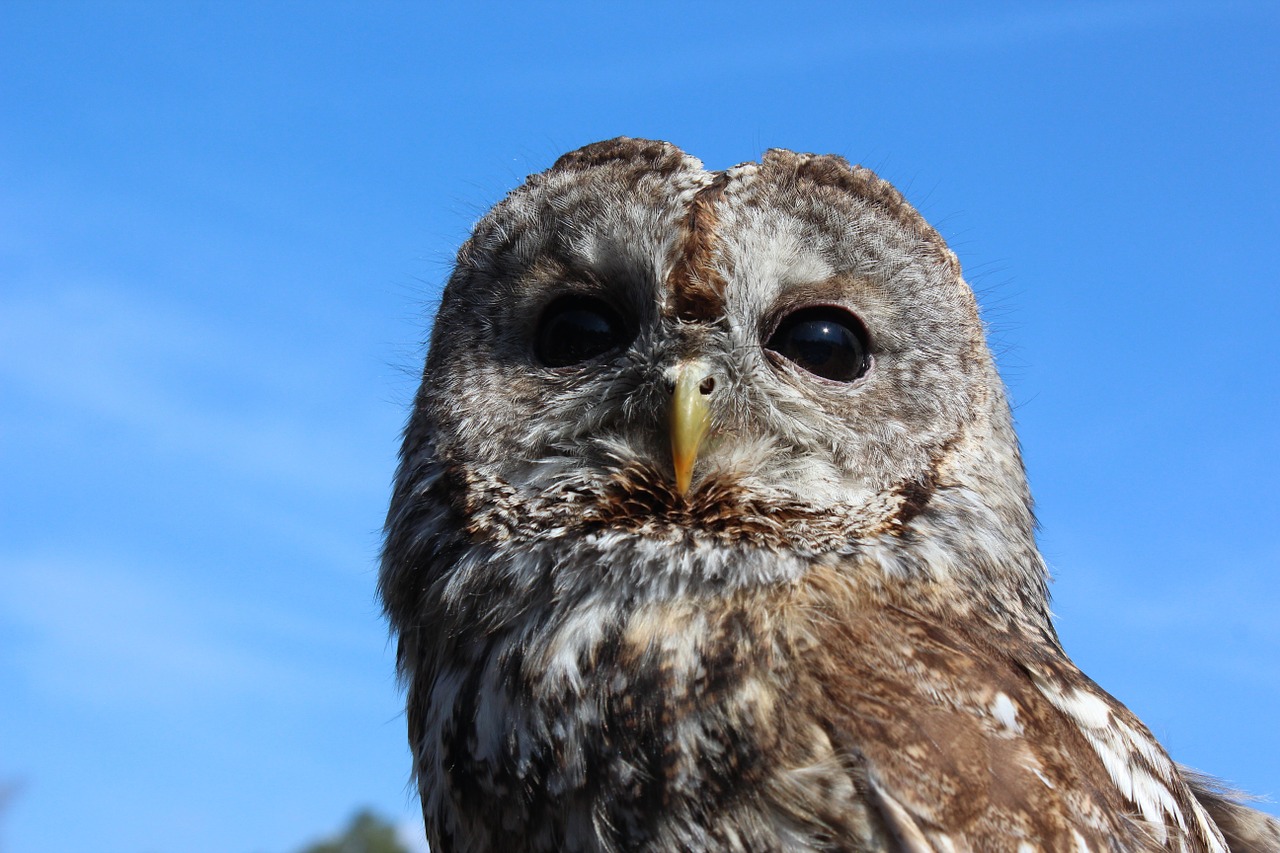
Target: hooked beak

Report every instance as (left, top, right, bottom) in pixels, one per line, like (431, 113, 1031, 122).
(669, 360, 715, 495)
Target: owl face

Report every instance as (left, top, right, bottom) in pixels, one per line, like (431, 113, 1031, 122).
(406, 138, 1038, 603)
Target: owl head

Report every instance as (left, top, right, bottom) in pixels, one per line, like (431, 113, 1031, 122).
(384, 137, 1049, 629)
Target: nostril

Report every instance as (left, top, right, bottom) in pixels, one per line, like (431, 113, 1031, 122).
(699, 376, 716, 396)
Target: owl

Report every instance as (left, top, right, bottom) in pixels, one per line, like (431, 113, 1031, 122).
(380, 138, 1278, 852)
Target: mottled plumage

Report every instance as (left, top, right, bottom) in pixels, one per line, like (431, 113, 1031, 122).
(380, 138, 1278, 852)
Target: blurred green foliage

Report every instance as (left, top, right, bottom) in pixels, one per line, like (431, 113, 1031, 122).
(295, 809, 413, 853)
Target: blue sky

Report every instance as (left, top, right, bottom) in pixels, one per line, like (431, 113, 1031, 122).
(1, 2, 1276, 851)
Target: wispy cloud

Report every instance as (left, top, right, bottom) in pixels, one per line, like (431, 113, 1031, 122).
(835, 1, 1267, 53)
(0, 285, 389, 500)
(1053, 557, 1280, 691)
(0, 552, 387, 710)
(504, 0, 1273, 93)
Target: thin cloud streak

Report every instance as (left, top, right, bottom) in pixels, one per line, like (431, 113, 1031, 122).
(492, 1, 1271, 92)
(1054, 559, 1280, 691)
(0, 553, 387, 710)
(0, 285, 386, 501)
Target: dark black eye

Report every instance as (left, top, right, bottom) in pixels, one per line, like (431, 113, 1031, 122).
(765, 306, 869, 382)
(534, 296, 629, 367)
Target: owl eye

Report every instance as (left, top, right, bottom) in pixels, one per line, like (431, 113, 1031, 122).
(765, 306, 870, 382)
(534, 296, 629, 367)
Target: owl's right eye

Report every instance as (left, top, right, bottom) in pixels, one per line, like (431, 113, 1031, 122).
(534, 296, 629, 367)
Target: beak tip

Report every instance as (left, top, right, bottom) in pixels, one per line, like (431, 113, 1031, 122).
(673, 461, 694, 497)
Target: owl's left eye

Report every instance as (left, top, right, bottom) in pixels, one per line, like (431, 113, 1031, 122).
(534, 296, 629, 367)
(765, 306, 870, 382)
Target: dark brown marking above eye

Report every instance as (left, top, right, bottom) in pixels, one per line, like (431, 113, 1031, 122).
(664, 172, 732, 323)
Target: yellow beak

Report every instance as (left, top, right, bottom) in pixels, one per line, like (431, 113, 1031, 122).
(670, 361, 714, 495)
